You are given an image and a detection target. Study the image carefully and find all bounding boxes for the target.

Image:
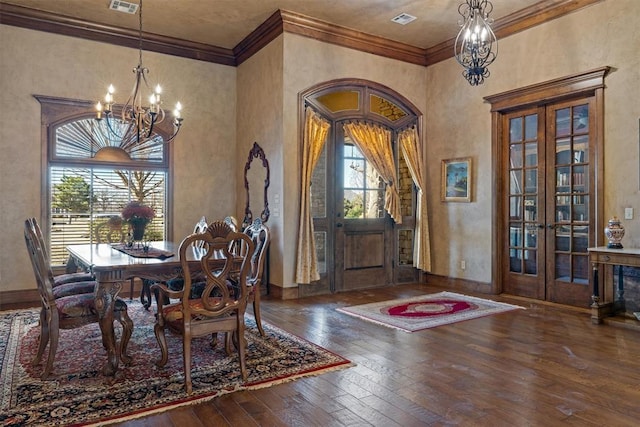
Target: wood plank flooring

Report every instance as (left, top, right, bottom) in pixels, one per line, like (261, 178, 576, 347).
(22, 283, 640, 426)
(112, 283, 640, 426)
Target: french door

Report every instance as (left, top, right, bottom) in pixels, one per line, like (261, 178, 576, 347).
(503, 97, 595, 307)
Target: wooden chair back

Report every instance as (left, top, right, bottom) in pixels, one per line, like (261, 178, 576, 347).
(237, 218, 270, 337)
(24, 218, 134, 379)
(26, 217, 94, 288)
(192, 216, 208, 249)
(193, 216, 208, 233)
(181, 221, 253, 314)
(243, 218, 270, 287)
(224, 215, 239, 231)
(24, 218, 56, 306)
(152, 220, 255, 393)
(95, 216, 127, 243)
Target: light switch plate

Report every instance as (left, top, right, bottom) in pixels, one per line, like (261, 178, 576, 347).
(624, 207, 633, 220)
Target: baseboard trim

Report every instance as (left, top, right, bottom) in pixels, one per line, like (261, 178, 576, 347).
(424, 273, 494, 295)
(268, 284, 299, 300)
(0, 288, 40, 309)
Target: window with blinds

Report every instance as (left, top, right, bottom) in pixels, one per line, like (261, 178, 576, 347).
(49, 167, 166, 265)
(46, 113, 169, 267)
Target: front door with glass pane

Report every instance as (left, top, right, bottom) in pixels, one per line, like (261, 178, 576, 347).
(335, 133, 393, 292)
(503, 98, 594, 307)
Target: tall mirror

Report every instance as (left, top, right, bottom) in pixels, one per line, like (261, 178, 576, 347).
(243, 142, 270, 227)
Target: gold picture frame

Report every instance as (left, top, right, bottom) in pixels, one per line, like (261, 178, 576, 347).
(441, 157, 472, 202)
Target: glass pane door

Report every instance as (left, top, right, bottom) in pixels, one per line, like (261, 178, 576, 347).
(508, 113, 540, 276)
(551, 103, 590, 286)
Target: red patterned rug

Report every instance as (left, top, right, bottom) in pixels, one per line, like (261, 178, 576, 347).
(0, 302, 351, 426)
(337, 291, 524, 332)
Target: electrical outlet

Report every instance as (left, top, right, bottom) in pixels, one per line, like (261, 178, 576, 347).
(461, 260, 466, 270)
(624, 207, 633, 220)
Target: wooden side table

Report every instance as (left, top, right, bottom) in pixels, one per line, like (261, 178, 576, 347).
(588, 246, 640, 324)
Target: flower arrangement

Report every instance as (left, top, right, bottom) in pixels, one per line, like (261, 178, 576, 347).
(121, 201, 155, 225)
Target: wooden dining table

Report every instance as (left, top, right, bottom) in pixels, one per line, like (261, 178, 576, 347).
(65, 241, 232, 377)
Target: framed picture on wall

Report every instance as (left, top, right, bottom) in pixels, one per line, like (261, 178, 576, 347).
(441, 157, 472, 202)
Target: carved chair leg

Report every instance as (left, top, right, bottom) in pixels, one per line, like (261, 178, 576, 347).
(32, 309, 48, 366)
(140, 279, 154, 310)
(225, 331, 233, 356)
(236, 322, 247, 382)
(153, 324, 169, 367)
(210, 332, 218, 349)
(42, 315, 60, 380)
(183, 337, 193, 394)
(253, 291, 265, 337)
(129, 278, 135, 301)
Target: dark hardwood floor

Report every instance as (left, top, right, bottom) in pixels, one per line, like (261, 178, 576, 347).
(105, 283, 640, 426)
(9, 283, 640, 426)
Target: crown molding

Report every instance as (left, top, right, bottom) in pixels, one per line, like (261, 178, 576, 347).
(1, 0, 604, 68)
(276, 10, 428, 67)
(233, 10, 284, 65)
(425, 0, 604, 66)
(0, 3, 236, 65)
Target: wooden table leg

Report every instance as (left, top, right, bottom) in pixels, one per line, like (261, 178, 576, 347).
(614, 265, 625, 313)
(591, 261, 603, 324)
(94, 279, 122, 376)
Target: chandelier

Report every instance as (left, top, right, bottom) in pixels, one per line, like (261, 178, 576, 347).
(454, 0, 498, 86)
(96, 0, 183, 143)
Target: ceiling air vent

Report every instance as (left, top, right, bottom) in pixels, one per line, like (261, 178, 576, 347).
(109, 0, 138, 14)
(391, 13, 417, 25)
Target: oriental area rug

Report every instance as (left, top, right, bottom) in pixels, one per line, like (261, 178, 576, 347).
(337, 291, 524, 332)
(0, 302, 351, 426)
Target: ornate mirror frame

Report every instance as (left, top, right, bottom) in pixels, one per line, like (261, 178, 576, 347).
(243, 142, 270, 227)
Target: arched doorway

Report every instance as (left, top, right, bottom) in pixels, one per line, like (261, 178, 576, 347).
(300, 79, 423, 296)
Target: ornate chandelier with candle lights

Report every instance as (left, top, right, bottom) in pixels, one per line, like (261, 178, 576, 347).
(96, 0, 183, 143)
(454, 0, 498, 86)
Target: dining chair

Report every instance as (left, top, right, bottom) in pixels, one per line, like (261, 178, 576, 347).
(151, 220, 254, 393)
(24, 219, 133, 380)
(166, 215, 242, 300)
(230, 218, 270, 337)
(28, 217, 95, 287)
(165, 216, 208, 299)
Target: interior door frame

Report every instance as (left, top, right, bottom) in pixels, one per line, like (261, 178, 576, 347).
(485, 67, 609, 296)
(298, 78, 422, 296)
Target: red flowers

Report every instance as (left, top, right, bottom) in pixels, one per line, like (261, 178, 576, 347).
(121, 201, 155, 223)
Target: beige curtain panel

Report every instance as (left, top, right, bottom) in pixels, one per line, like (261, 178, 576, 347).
(295, 107, 331, 284)
(343, 121, 402, 224)
(399, 127, 432, 271)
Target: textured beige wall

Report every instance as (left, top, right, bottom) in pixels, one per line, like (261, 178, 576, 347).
(236, 37, 285, 285)
(0, 25, 236, 292)
(425, 0, 640, 283)
(2, 0, 637, 295)
(280, 34, 429, 288)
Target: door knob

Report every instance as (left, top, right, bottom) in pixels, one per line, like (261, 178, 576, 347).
(537, 223, 545, 229)
(547, 223, 556, 229)
(336, 222, 343, 227)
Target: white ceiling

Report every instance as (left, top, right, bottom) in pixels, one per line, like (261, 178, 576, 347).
(0, 0, 543, 50)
